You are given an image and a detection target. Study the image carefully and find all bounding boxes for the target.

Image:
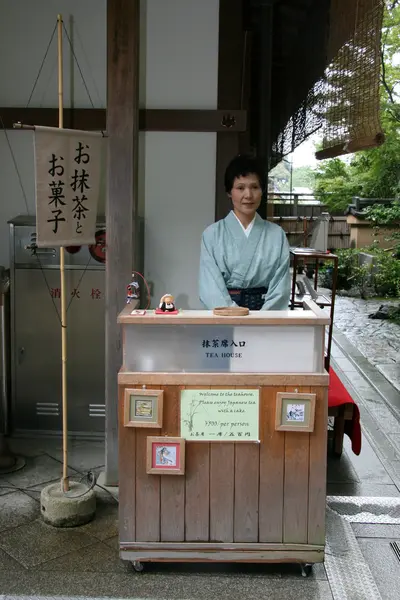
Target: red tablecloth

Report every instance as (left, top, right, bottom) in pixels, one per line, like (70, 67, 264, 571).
(328, 367, 362, 455)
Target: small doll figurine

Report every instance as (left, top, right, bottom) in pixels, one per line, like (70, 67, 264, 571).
(158, 293, 176, 312)
(126, 277, 140, 304)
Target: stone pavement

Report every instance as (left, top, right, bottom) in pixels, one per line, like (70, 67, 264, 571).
(333, 295, 400, 391)
(1, 341, 400, 599)
(0, 436, 334, 600)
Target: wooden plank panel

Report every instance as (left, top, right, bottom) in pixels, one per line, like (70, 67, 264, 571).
(259, 386, 285, 542)
(308, 386, 328, 545)
(210, 442, 235, 542)
(283, 386, 310, 544)
(233, 385, 260, 543)
(184, 386, 210, 542)
(135, 386, 161, 542)
(185, 442, 210, 541)
(122, 541, 324, 552)
(209, 384, 234, 542)
(118, 385, 136, 542)
(234, 387, 260, 546)
(161, 385, 180, 438)
(135, 427, 161, 541)
(160, 386, 185, 542)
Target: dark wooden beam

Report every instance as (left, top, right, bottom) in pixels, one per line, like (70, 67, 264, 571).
(238, 30, 253, 155)
(215, 0, 246, 222)
(0, 107, 246, 133)
(0, 107, 104, 130)
(142, 109, 246, 132)
(258, 1, 274, 220)
(104, 0, 140, 486)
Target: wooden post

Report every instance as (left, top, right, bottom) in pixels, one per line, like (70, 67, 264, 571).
(105, 0, 140, 485)
(258, 1, 274, 221)
(215, 0, 245, 222)
(57, 14, 69, 493)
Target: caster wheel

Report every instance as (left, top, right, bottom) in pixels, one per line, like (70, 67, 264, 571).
(301, 563, 313, 578)
(131, 560, 144, 573)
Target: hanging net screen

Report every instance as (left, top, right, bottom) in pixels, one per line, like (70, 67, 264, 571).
(272, 0, 385, 161)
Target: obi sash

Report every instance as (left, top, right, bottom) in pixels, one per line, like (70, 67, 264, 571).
(227, 287, 268, 310)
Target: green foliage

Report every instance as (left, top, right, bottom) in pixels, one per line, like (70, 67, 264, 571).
(320, 248, 360, 290)
(320, 247, 400, 299)
(334, 249, 374, 299)
(352, 262, 375, 300)
(269, 160, 290, 191)
(270, 163, 315, 193)
(372, 248, 400, 296)
(314, 159, 361, 211)
(291, 166, 315, 189)
(363, 200, 400, 253)
(388, 306, 400, 325)
(363, 200, 400, 226)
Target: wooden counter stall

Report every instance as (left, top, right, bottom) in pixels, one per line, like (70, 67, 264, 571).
(117, 299, 330, 575)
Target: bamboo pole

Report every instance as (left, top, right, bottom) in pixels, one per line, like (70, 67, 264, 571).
(57, 14, 69, 493)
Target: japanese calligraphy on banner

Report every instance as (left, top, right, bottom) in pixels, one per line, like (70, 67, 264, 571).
(180, 389, 259, 442)
(33, 126, 106, 247)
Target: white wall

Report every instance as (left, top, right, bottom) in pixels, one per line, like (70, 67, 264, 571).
(143, 132, 216, 310)
(142, 0, 219, 109)
(0, 0, 106, 108)
(0, 0, 219, 310)
(0, 0, 106, 268)
(141, 0, 219, 308)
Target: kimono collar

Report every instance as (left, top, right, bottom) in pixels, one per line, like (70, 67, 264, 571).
(226, 210, 263, 240)
(231, 211, 256, 236)
(225, 211, 265, 284)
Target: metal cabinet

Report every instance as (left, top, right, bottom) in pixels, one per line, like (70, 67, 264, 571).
(9, 215, 144, 436)
(0, 266, 10, 435)
(13, 268, 105, 433)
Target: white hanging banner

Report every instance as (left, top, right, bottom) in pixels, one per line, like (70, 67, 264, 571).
(33, 126, 106, 247)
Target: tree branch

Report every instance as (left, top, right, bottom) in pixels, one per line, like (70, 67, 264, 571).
(380, 48, 396, 104)
(386, 106, 400, 123)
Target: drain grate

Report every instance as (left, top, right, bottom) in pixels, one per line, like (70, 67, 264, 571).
(390, 541, 400, 563)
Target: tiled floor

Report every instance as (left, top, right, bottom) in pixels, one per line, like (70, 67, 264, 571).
(0, 439, 334, 599)
(1, 339, 400, 599)
(0, 431, 396, 600)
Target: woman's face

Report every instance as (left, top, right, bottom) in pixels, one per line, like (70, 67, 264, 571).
(229, 174, 262, 219)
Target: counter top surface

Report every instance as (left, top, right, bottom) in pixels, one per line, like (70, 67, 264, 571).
(117, 300, 330, 326)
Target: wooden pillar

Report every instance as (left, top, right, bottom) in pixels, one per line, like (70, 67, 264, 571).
(258, 0, 274, 221)
(257, 0, 273, 170)
(105, 0, 140, 485)
(215, 0, 245, 222)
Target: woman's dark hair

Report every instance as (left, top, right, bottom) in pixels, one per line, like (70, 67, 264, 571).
(224, 154, 266, 194)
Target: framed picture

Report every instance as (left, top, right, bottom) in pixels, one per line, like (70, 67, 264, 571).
(275, 392, 316, 432)
(123, 388, 163, 428)
(146, 437, 185, 475)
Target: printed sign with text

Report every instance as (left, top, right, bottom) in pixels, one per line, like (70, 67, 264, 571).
(180, 389, 259, 441)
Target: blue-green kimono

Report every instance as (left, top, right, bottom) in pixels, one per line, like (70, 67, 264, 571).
(199, 211, 290, 310)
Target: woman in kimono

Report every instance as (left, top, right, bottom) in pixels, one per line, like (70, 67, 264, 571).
(199, 154, 290, 311)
